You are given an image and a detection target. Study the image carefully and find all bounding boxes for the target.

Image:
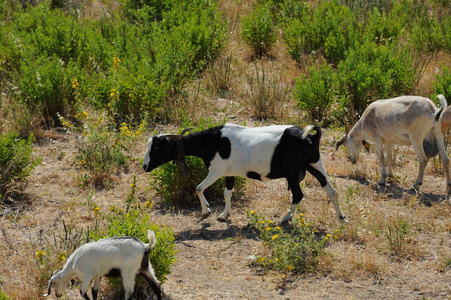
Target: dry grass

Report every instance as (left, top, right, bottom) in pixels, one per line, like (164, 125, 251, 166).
(1, 1, 451, 299)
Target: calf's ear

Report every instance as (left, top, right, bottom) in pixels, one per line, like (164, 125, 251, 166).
(362, 140, 370, 152)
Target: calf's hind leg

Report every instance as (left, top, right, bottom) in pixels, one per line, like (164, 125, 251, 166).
(217, 176, 235, 222)
(280, 176, 304, 224)
(307, 159, 346, 222)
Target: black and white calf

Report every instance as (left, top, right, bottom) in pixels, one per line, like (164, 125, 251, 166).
(143, 124, 346, 223)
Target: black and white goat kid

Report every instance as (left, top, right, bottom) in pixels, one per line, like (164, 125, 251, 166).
(143, 124, 346, 223)
(44, 230, 162, 300)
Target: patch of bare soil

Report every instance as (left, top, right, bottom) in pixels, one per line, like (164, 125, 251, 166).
(1, 126, 451, 300)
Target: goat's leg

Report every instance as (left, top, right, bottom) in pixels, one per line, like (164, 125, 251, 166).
(410, 141, 428, 191)
(386, 143, 395, 179)
(307, 160, 346, 222)
(122, 274, 136, 300)
(433, 127, 451, 193)
(196, 170, 222, 219)
(375, 141, 388, 186)
(217, 176, 235, 222)
(140, 268, 162, 300)
(281, 177, 303, 224)
(91, 277, 101, 300)
(79, 278, 92, 300)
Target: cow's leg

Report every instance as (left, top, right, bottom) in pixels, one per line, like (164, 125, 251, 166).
(433, 126, 451, 194)
(217, 176, 235, 222)
(307, 160, 346, 222)
(196, 170, 222, 219)
(281, 176, 303, 224)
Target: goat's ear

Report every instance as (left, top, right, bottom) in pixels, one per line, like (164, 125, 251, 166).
(335, 136, 347, 152)
(362, 140, 370, 152)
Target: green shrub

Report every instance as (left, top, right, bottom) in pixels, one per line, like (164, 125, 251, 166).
(63, 112, 145, 188)
(294, 62, 337, 124)
(336, 41, 416, 119)
(432, 63, 451, 101)
(363, 5, 404, 45)
(16, 56, 79, 126)
(0, 0, 226, 125)
(241, 4, 277, 58)
(0, 133, 40, 198)
(283, 1, 356, 65)
(0, 290, 11, 300)
(247, 210, 338, 274)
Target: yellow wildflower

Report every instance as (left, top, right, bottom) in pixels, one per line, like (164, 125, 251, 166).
(272, 234, 279, 240)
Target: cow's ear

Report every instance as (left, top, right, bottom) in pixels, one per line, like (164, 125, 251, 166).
(362, 140, 370, 152)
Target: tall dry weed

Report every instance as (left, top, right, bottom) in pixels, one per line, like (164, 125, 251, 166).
(246, 63, 290, 120)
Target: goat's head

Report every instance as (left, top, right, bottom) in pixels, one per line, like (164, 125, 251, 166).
(335, 119, 369, 164)
(43, 271, 73, 298)
(143, 128, 193, 173)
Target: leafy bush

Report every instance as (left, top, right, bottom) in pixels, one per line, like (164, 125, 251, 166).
(62, 112, 145, 188)
(283, 1, 356, 65)
(0, 0, 226, 125)
(0, 133, 40, 198)
(294, 62, 337, 124)
(363, 5, 404, 45)
(336, 41, 416, 118)
(0, 290, 11, 300)
(241, 4, 277, 58)
(247, 210, 338, 274)
(432, 63, 451, 100)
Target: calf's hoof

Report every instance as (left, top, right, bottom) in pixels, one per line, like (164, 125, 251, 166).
(279, 217, 292, 225)
(217, 215, 229, 222)
(201, 211, 211, 220)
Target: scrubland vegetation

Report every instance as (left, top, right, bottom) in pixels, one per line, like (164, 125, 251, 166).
(1, 0, 451, 299)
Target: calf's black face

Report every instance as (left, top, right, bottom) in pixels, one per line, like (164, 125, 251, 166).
(143, 137, 176, 172)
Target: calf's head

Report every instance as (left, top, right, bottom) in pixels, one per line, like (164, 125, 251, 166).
(143, 136, 176, 172)
(143, 128, 193, 172)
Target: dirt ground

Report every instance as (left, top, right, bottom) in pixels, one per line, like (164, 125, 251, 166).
(1, 121, 450, 300)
